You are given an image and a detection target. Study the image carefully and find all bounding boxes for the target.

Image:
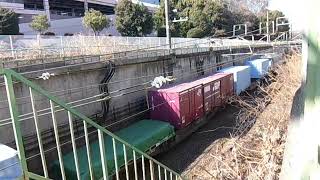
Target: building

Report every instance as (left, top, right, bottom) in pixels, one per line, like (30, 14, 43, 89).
(0, 0, 159, 35)
(0, 0, 159, 23)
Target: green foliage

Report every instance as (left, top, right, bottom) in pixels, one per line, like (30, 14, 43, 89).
(115, 0, 154, 37)
(232, 11, 260, 35)
(29, 14, 50, 34)
(154, 0, 236, 38)
(187, 28, 206, 38)
(154, 0, 181, 37)
(154, 0, 289, 38)
(0, 8, 19, 35)
(83, 9, 110, 35)
(156, 27, 166, 37)
(227, 0, 269, 15)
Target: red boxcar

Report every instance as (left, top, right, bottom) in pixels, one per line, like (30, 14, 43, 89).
(148, 82, 204, 129)
(192, 73, 234, 113)
(148, 73, 234, 129)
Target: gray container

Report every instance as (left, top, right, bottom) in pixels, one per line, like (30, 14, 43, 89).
(218, 66, 251, 95)
(245, 58, 272, 78)
(0, 144, 23, 179)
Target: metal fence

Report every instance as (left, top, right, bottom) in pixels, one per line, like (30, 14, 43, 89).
(0, 35, 265, 61)
(0, 35, 202, 60)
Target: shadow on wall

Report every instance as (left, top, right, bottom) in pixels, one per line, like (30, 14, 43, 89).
(290, 86, 304, 121)
(291, 34, 320, 121)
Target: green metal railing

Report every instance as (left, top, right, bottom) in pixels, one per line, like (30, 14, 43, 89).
(0, 68, 183, 180)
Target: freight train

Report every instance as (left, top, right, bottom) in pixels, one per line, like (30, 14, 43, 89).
(51, 57, 273, 179)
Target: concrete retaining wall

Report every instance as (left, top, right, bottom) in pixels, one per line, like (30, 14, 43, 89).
(0, 45, 288, 147)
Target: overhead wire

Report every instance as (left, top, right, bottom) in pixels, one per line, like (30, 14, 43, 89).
(24, 49, 287, 161)
(0, 28, 297, 126)
(0, 31, 297, 120)
(4, 26, 268, 79)
(17, 39, 300, 161)
(0, 39, 295, 107)
(0, 44, 292, 127)
(0, 50, 297, 121)
(0, 26, 273, 104)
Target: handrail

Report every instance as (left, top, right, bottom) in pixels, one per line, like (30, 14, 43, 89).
(0, 68, 183, 180)
(273, 32, 287, 42)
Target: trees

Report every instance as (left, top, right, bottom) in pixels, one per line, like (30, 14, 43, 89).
(187, 28, 207, 38)
(0, 8, 19, 35)
(226, 0, 268, 15)
(231, 10, 259, 35)
(83, 9, 110, 36)
(154, 0, 235, 38)
(115, 0, 154, 36)
(154, 0, 180, 37)
(29, 14, 50, 34)
(154, 0, 289, 38)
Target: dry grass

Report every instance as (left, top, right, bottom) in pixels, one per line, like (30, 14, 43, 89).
(183, 55, 302, 180)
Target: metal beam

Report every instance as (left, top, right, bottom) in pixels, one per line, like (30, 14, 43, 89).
(164, 0, 171, 49)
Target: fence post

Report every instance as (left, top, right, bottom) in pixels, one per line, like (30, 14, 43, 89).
(9, 35, 15, 59)
(113, 37, 116, 53)
(126, 36, 129, 46)
(81, 35, 85, 55)
(138, 37, 141, 49)
(97, 35, 101, 54)
(60, 36, 64, 57)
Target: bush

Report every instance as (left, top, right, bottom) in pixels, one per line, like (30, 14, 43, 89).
(187, 28, 207, 38)
(157, 26, 181, 37)
(42, 31, 55, 36)
(213, 29, 228, 37)
(29, 14, 50, 34)
(115, 0, 154, 36)
(83, 9, 110, 35)
(157, 27, 166, 37)
(64, 33, 74, 36)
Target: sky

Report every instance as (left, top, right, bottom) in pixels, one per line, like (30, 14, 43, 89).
(269, 0, 306, 31)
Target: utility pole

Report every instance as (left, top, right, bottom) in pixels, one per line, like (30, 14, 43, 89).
(43, 0, 51, 23)
(266, 10, 269, 42)
(84, 0, 88, 12)
(164, 0, 171, 49)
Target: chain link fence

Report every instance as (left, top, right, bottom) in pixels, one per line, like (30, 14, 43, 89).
(0, 35, 264, 59)
(0, 35, 207, 60)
